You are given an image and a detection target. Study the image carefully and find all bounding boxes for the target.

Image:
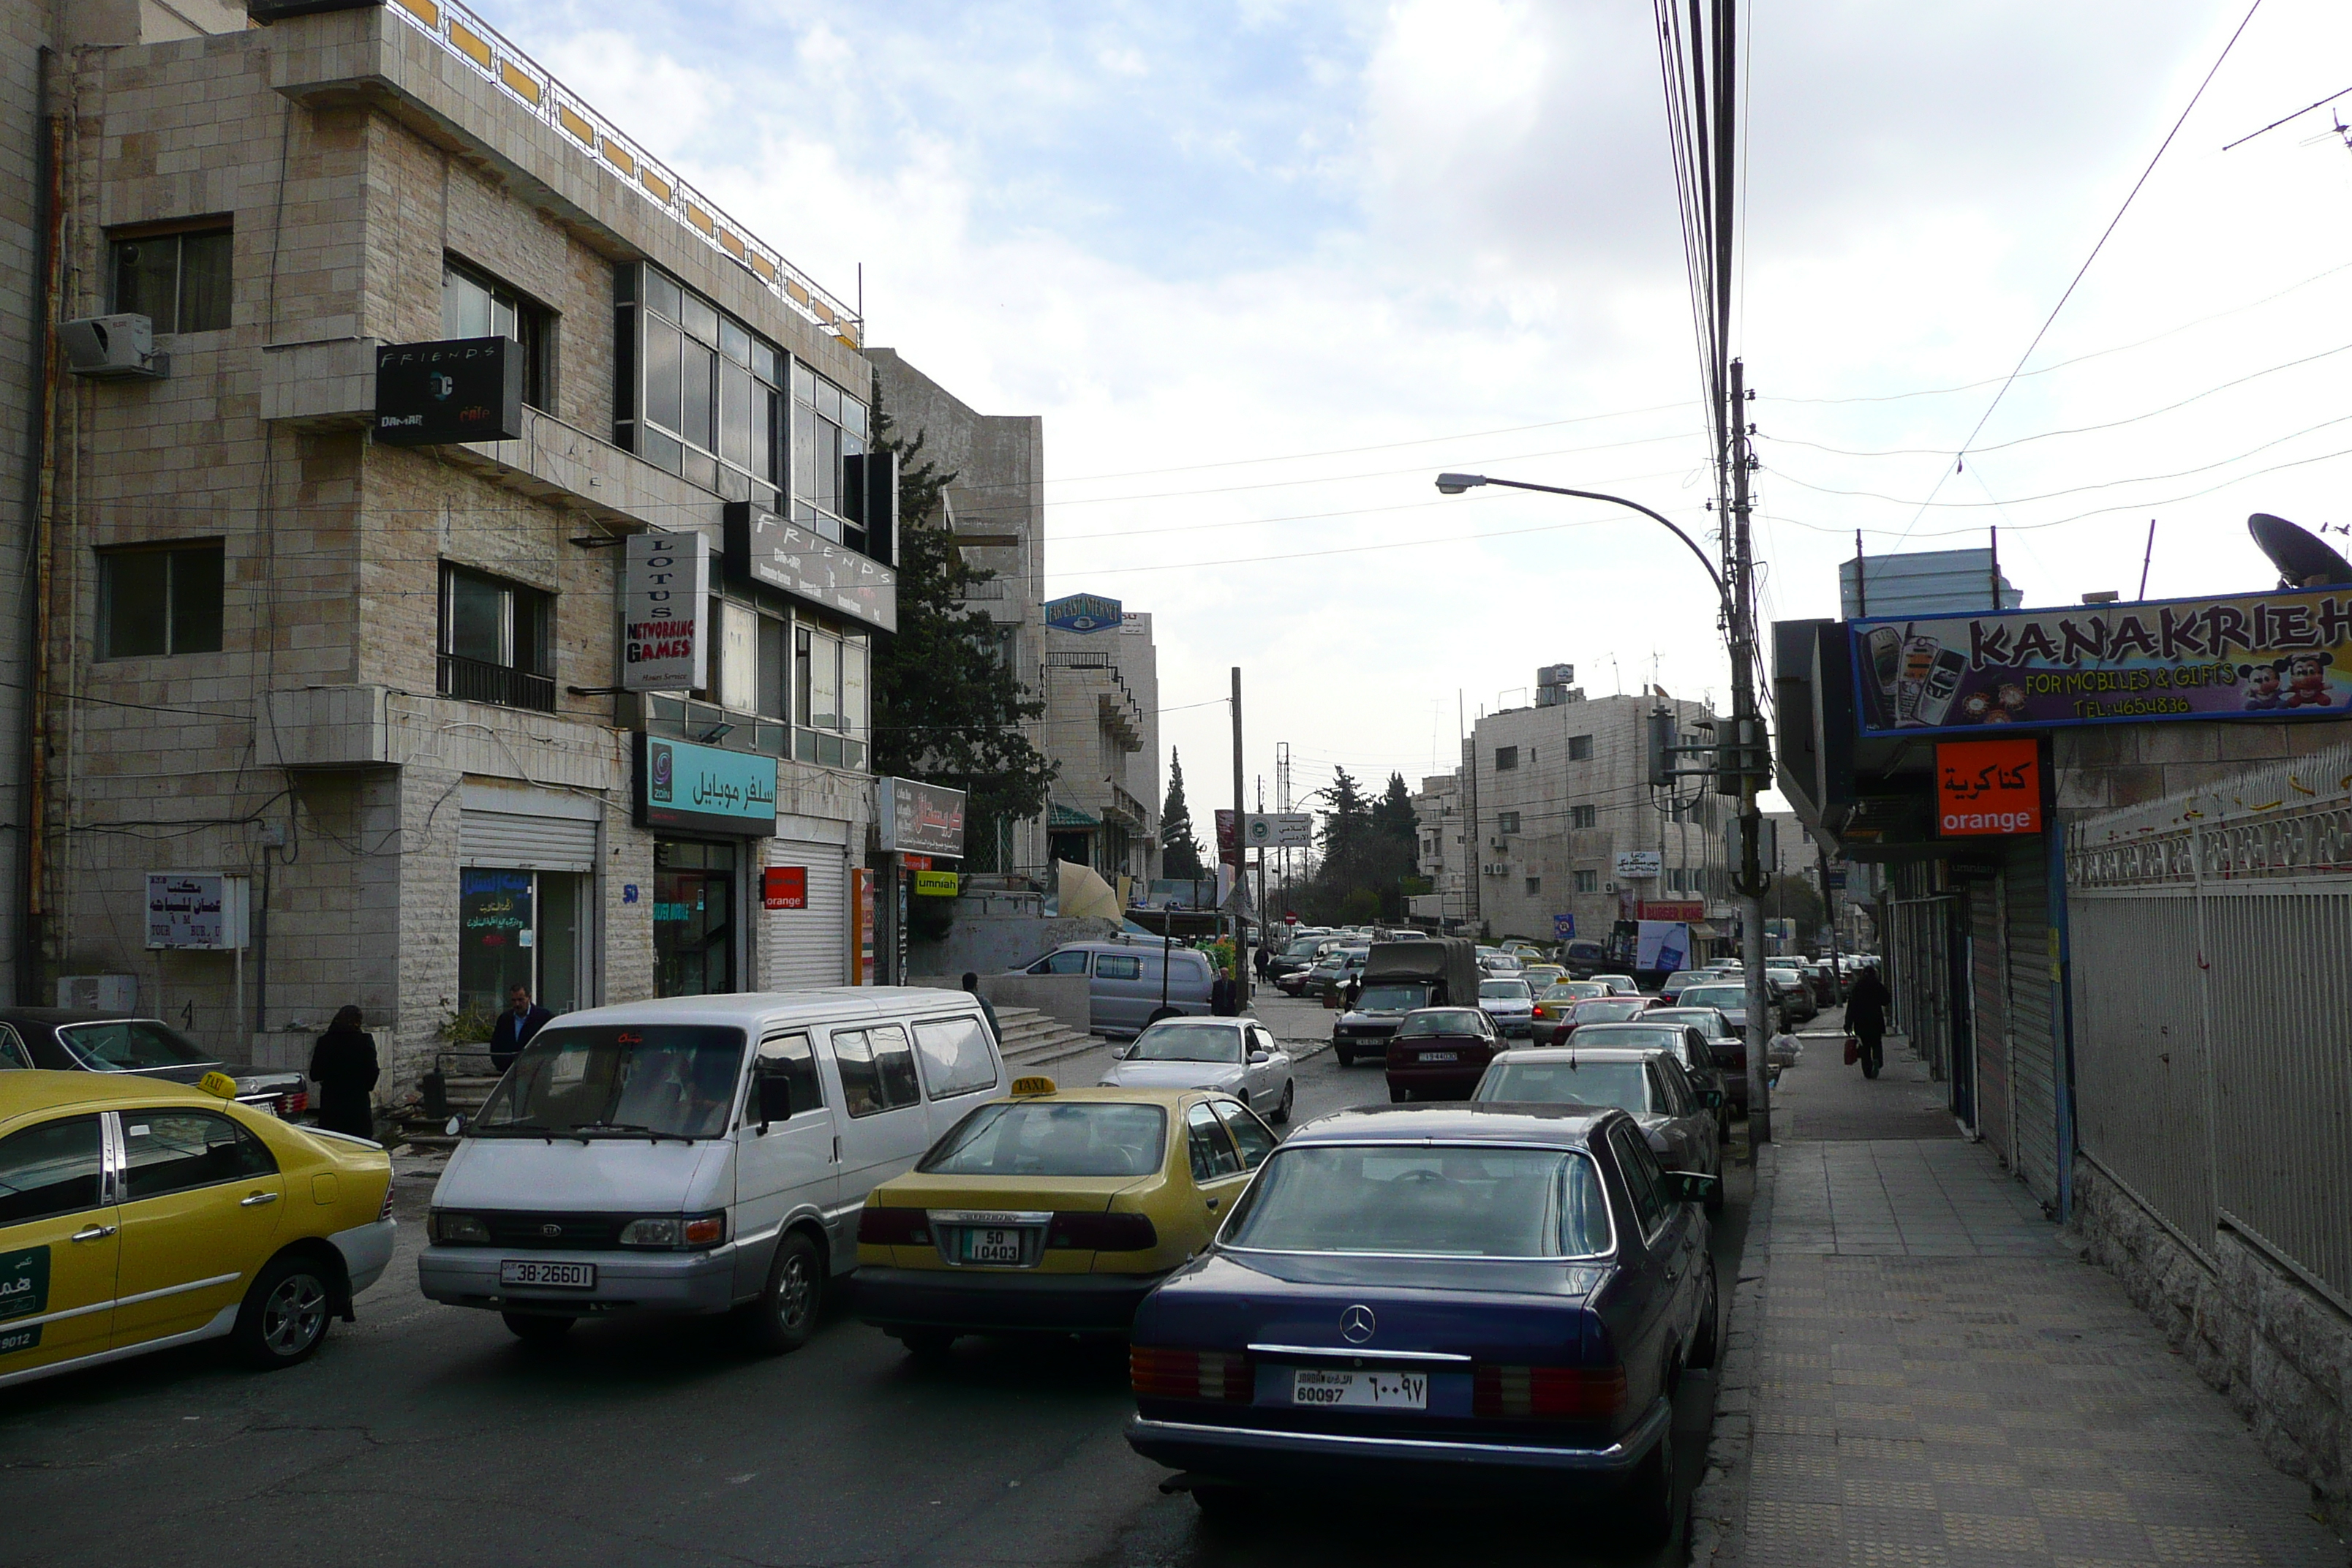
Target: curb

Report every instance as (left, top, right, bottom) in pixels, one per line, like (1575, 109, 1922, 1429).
(1689, 1139, 1774, 1567)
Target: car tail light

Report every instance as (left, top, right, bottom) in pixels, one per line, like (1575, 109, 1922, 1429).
(377, 1183, 396, 1223)
(1047, 1211, 1158, 1251)
(857, 1207, 932, 1245)
(277, 1090, 309, 1117)
(1130, 1346, 1252, 1403)
(1473, 1363, 1628, 1419)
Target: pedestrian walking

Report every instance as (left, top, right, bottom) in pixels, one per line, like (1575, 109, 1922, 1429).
(309, 1004, 381, 1142)
(960, 971, 1002, 1046)
(1844, 963, 1890, 1079)
(1253, 943, 1271, 983)
(489, 984, 553, 1072)
(1210, 963, 1240, 1017)
(1342, 973, 1362, 1011)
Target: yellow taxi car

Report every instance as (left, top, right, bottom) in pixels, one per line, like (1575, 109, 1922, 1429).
(0, 1069, 396, 1389)
(853, 1077, 1276, 1354)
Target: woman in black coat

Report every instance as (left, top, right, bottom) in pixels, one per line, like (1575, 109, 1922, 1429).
(1844, 965, 1891, 1079)
(309, 1005, 382, 1142)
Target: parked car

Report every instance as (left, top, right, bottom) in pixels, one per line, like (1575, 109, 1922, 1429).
(1590, 974, 1640, 996)
(1518, 964, 1568, 992)
(1, 1069, 395, 1389)
(1384, 1006, 1500, 1102)
(1331, 979, 1441, 1068)
(1124, 1103, 1719, 1544)
(1765, 969, 1817, 1025)
(1304, 948, 1371, 1003)
(1558, 1021, 1733, 1145)
(1797, 961, 1839, 1006)
(1557, 938, 1610, 979)
(1556, 995, 1656, 1043)
(1672, 981, 1775, 1041)
(1473, 1046, 1724, 1211)
(1099, 1017, 1294, 1125)
(855, 1082, 1278, 1352)
(1263, 936, 1327, 985)
(1477, 978, 1537, 1039)
(418, 989, 1006, 1350)
(1654, 992, 1760, 1109)
(1657, 970, 1714, 1005)
(1020, 943, 1219, 1036)
(1531, 980, 1612, 1045)
(0, 1008, 310, 1120)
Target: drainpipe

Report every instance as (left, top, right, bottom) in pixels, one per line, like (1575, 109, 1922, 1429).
(18, 49, 63, 1006)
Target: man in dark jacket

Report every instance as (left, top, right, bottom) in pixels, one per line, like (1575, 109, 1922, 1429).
(961, 972, 1002, 1046)
(490, 984, 553, 1072)
(1844, 965, 1891, 1078)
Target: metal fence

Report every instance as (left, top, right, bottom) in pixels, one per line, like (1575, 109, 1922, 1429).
(2066, 741, 2352, 1313)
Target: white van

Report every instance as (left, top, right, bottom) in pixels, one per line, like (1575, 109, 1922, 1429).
(1018, 941, 1216, 1036)
(416, 988, 1006, 1352)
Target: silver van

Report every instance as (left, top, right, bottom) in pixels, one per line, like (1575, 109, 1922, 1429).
(417, 988, 1006, 1352)
(1019, 941, 1216, 1036)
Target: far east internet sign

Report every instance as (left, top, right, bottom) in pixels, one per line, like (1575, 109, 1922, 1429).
(1936, 738, 2043, 837)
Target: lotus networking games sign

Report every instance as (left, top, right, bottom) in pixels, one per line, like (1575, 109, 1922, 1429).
(1044, 592, 1121, 633)
(374, 337, 523, 446)
(622, 531, 710, 692)
(1852, 587, 2352, 736)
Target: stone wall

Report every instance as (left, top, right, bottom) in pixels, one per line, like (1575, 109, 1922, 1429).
(2066, 1156, 2350, 1532)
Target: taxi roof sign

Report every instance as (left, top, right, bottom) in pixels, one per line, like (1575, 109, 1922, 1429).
(197, 1071, 239, 1100)
(1009, 1076, 1058, 1096)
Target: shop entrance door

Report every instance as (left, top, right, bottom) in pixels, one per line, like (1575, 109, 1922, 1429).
(656, 839, 739, 997)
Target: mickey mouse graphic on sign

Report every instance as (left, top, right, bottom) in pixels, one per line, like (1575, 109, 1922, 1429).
(2284, 650, 2337, 708)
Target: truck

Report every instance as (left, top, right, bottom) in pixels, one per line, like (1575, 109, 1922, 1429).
(1330, 938, 1484, 1068)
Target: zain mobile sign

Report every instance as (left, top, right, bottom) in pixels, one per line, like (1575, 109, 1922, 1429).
(638, 736, 777, 837)
(1852, 587, 2352, 736)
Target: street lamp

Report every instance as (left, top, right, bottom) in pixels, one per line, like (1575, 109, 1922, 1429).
(1435, 467, 1777, 1142)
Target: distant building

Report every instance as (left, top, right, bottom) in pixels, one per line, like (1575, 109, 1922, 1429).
(1041, 609, 1160, 889)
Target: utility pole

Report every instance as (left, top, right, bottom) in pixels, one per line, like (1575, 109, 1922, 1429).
(1727, 356, 1773, 1145)
(1231, 667, 1248, 1006)
(1255, 774, 1267, 971)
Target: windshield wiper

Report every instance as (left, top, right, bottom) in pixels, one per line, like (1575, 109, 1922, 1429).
(571, 1120, 690, 1144)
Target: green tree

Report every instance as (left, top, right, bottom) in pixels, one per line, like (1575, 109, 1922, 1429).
(869, 379, 1056, 867)
(1161, 749, 1204, 879)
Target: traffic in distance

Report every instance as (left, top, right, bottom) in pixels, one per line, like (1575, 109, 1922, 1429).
(1, 929, 1877, 1552)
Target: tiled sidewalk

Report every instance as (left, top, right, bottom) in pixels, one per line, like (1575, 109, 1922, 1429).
(1695, 1041, 2348, 1567)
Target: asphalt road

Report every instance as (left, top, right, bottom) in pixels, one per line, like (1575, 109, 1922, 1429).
(0, 994, 1752, 1568)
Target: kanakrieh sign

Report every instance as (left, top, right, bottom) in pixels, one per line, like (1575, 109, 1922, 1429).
(622, 531, 709, 692)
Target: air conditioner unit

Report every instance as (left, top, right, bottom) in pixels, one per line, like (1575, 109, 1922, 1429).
(59, 314, 168, 380)
(1489, 837, 1509, 850)
(1482, 862, 1510, 877)
(57, 974, 138, 1011)
(1605, 881, 1619, 894)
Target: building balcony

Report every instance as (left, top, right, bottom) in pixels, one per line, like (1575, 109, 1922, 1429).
(438, 652, 556, 712)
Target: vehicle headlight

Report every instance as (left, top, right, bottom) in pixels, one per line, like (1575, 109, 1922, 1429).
(429, 1212, 489, 1245)
(619, 1213, 727, 1249)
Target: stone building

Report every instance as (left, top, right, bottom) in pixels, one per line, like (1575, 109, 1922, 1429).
(1041, 608, 1160, 889)
(26, 0, 900, 1091)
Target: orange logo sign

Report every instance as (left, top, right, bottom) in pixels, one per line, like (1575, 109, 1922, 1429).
(1936, 739, 2042, 836)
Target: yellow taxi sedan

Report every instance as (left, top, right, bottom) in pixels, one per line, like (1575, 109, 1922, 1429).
(854, 1078, 1276, 1354)
(0, 1070, 395, 1389)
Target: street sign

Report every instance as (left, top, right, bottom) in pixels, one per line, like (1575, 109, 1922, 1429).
(1552, 913, 1575, 939)
(1242, 813, 1313, 848)
(1613, 851, 1662, 880)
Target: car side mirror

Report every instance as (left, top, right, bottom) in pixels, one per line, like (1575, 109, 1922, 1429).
(1665, 1171, 1719, 1207)
(444, 1113, 467, 1137)
(1699, 1088, 1725, 1111)
(1248, 1049, 1272, 1064)
(756, 1074, 795, 1132)
(1112, 1044, 1132, 1060)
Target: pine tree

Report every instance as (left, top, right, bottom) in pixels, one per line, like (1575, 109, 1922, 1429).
(868, 377, 1057, 866)
(1161, 749, 1204, 879)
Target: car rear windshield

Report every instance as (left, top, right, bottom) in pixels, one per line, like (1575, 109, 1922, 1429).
(921, 1101, 1167, 1177)
(1665, 971, 1708, 989)
(1128, 1020, 1243, 1063)
(475, 1025, 746, 1140)
(1573, 999, 1648, 1021)
(1542, 981, 1604, 1000)
(1480, 980, 1531, 1000)
(1396, 1009, 1485, 1037)
(56, 1020, 211, 1071)
(1679, 986, 1745, 1009)
(1575, 1026, 1686, 1055)
(1223, 1145, 1612, 1257)
(1476, 1060, 1651, 1114)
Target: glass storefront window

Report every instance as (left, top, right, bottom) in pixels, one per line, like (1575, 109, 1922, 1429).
(459, 869, 535, 1016)
(655, 840, 737, 998)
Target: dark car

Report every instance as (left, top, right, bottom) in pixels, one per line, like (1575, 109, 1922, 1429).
(1561, 1022, 1732, 1142)
(1644, 1006, 1749, 1115)
(0, 1008, 310, 1117)
(1332, 979, 1436, 1067)
(1383, 1006, 1499, 1102)
(1671, 981, 1774, 1046)
(1555, 995, 1654, 1044)
(1124, 1103, 1719, 1545)
(1474, 1046, 1725, 1210)
(1264, 936, 1327, 986)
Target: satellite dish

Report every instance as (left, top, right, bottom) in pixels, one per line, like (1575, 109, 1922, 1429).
(2248, 513, 2352, 589)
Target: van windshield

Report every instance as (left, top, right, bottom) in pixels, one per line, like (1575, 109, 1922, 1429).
(476, 1025, 746, 1140)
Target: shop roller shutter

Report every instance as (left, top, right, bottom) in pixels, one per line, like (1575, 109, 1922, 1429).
(766, 842, 848, 990)
(1970, 880, 2008, 1156)
(460, 810, 598, 872)
(2005, 840, 2059, 1210)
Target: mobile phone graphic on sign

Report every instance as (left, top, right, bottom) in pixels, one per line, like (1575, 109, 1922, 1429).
(1915, 649, 1969, 727)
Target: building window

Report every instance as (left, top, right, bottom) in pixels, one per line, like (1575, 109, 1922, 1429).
(1496, 811, 1520, 834)
(622, 265, 785, 508)
(1568, 734, 1594, 761)
(443, 258, 551, 411)
(1495, 746, 1518, 772)
(1569, 804, 1597, 829)
(1524, 876, 1542, 895)
(791, 358, 872, 549)
(98, 543, 223, 658)
(1574, 870, 1598, 894)
(691, 595, 794, 758)
(439, 563, 554, 712)
(110, 224, 231, 334)
(795, 622, 869, 769)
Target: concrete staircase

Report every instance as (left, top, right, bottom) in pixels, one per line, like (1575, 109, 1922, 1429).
(992, 1005, 1101, 1065)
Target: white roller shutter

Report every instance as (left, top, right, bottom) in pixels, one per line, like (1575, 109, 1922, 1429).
(2005, 840, 2059, 1210)
(460, 810, 598, 872)
(766, 840, 848, 990)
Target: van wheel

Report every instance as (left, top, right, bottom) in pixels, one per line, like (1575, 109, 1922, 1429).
(742, 1232, 823, 1355)
(502, 1312, 576, 1346)
(232, 1253, 334, 1370)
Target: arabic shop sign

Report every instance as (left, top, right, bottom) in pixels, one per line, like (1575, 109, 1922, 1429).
(878, 777, 967, 858)
(722, 502, 897, 633)
(1852, 587, 2352, 736)
(763, 867, 807, 911)
(622, 531, 710, 692)
(144, 872, 249, 951)
(1935, 738, 2043, 837)
(1044, 592, 1121, 633)
(374, 337, 524, 447)
(637, 735, 778, 837)
(461, 869, 535, 953)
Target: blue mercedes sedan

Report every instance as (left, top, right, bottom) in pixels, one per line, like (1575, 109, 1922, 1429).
(1123, 1103, 1718, 1545)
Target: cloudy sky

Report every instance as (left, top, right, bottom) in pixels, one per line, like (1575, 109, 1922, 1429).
(486, 0, 2352, 812)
